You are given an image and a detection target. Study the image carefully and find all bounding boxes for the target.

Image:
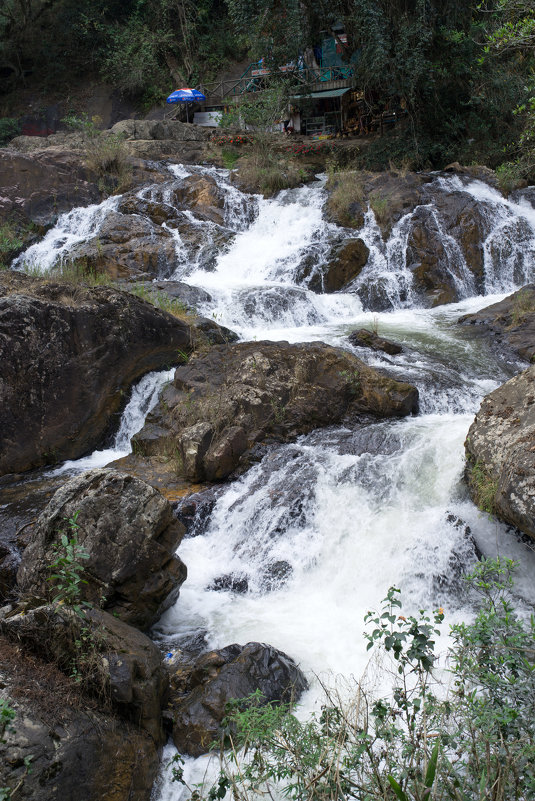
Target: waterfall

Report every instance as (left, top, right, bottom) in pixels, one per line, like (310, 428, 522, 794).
(48, 368, 174, 476)
(11, 162, 535, 799)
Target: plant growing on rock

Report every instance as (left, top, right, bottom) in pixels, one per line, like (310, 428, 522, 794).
(47, 512, 91, 618)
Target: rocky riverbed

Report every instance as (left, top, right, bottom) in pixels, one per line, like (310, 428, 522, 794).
(1, 126, 535, 800)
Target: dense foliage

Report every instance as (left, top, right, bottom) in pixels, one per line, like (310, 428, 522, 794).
(171, 559, 535, 801)
(0, 0, 239, 104)
(1, 0, 534, 171)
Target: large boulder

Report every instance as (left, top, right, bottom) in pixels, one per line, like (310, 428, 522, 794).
(0, 149, 100, 226)
(321, 238, 370, 292)
(168, 642, 308, 756)
(465, 366, 535, 540)
(0, 636, 159, 801)
(69, 210, 179, 279)
(459, 285, 535, 363)
(1, 605, 168, 744)
(132, 340, 419, 482)
(0, 272, 193, 475)
(17, 469, 187, 630)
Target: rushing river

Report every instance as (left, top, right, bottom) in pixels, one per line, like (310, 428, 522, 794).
(15, 163, 535, 797)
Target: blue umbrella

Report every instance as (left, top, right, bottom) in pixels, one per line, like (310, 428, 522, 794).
(166, 88, 206, 121)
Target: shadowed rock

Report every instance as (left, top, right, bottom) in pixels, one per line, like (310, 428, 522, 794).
(0, 272, 193, 476)
(168, 642, 308, 756)
(17, 469, 187, 630)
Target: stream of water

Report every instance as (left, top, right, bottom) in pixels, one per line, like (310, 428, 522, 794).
(14, 163, 535, 798)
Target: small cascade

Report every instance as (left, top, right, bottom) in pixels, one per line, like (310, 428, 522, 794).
(49, 368, 174, 476)
(12, 195, 121, 272)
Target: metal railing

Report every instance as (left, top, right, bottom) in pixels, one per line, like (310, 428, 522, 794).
(197, 65, 355, 103)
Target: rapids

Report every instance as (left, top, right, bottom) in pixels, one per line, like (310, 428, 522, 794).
(14, 162, 535, 798)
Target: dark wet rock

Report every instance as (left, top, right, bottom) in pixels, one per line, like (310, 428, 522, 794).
(168, 642, 308, 756)
(348, 328, 403, 355)
(173, 486, 223, 537)
(465, 365, 535, 540)
(322, 239, 370, 292)
(0, 272, 192, 476)
(136, 280, 213, 310)
(17, 469, 187, 631)
(0, 475, 65, 603)
(459, 285, 535, 363)
(262, 560, 293, 591)
(1, 604, 168, 745)
(0, 636, 159, 801)
(132, 340, 419, 482)
(431, 513, 480, 597)
(193, 317, 239, 345)
(0, 149, 100, 226)
(70, 210, 179, 279)
(209, 573, 249, 593)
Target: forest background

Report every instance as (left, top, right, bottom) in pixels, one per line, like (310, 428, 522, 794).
(0, 0, 534, 178)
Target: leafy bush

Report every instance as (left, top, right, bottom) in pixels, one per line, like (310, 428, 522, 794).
(0, 118, 21, 147)
(171, 559, 535, 801)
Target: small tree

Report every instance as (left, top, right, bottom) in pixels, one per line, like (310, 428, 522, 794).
(220, 86, 287, 165)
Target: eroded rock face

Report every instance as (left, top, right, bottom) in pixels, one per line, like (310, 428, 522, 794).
(132, 340, 419, 482)
(0, 637, 159, 801)
(465, 366, 535, 539)
(17, 469, 187, 630)
(168, 642, 308, 756)
(0, 149, 100, 226)
(459, 285, 535, 363)
(70, 210, 179, 279)
(0, 272, 192, 475)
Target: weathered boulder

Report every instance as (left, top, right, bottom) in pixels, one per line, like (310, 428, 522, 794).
(1, 604, 168, 744)
(322, 238, 370, 292)
(0, 149, 100, 226)
(170, 174, 226, 225)
(465, 365, 535, 540)
(325, 169, 430, 235)
(168, 642, 308, 756)
(459, 285, 535, 363)
(110, 119, 210, 142)
(0, 637, 159, 801)
(0, 272, 193, 475)
(348, 328, 403, 355)
(132, 340, 419, 482)
(69, 210, 179, 279)
(17, 469, 187, 630)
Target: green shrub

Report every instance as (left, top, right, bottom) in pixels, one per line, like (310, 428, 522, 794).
(0, 118, 21, 147)
(171, 559, 535, 801)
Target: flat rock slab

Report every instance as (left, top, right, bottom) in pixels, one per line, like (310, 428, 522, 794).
(465, 365, 535, 539)
(348, 328, 403, 355)
(459, 284, 535, 363)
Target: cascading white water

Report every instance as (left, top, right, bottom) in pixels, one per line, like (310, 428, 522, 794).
(12, 162, 535, 798)
(48, 368, 174, 476)
(12, 195, 121, 272)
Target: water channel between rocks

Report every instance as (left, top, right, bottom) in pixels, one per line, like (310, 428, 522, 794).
(15, 163, 535, 798)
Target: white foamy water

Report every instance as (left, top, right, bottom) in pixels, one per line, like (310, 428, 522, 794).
(48, 369, 174, 476)
(13, 195, 121, 272)
(12, 163, 535, 799)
